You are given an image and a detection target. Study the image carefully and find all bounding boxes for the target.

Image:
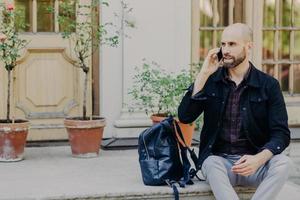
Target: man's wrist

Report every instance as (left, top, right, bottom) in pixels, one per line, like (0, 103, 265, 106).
(199, 69, 212, 77)
(256, 149, 273, 165)
(192, 73, 209, 96)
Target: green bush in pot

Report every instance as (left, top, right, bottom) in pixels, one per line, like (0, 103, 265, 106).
(128, 59, 197, 146)
(128, 59, 193, 118)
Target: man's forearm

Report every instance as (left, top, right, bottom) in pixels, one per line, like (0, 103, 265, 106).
(192, 72, 210, 96)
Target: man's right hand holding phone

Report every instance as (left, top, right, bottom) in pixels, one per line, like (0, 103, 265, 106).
(192, 48, 223, 96)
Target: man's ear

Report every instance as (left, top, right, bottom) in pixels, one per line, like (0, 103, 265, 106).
(247, 42, 253, 50)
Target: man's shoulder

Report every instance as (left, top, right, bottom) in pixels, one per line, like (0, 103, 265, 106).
(251, 65, 279, 88)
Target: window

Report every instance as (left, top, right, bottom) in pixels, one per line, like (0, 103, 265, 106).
(193, 0, 300, 95)
(194, 0, 245, 64)
(262, 0, 300, 95)
(37, 0, 54, 32)
(14, 0, 76, 33)
(58, 0, 76, 33)
(15, 0, 32, 32)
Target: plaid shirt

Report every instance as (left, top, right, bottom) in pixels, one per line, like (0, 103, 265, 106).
(213, 66, 257, 155)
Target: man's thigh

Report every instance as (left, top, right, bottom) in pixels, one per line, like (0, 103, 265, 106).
(201, 155, 238, 186)
(239, 154, 291, 187)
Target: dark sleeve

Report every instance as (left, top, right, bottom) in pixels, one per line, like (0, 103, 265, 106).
(262, 79, 290, 155)
(177, 83, 207, 124)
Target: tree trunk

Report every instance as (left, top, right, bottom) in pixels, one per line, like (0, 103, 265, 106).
(6, 70, 11, 122)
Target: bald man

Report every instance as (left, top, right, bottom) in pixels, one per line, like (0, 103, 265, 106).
(178, 23, 291, 200)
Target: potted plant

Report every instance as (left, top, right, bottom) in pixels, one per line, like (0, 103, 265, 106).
(0, 1, 30, 162)
(54, 0, 131, 157)
(128, 60, 195, 146)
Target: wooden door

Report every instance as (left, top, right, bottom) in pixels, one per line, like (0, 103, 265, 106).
(0, 0, 93, 141)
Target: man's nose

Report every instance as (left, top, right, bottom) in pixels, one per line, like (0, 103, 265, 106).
(222, 46, 230, 54)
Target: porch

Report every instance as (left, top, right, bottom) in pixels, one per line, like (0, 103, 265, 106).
(1, 141, 300, 200)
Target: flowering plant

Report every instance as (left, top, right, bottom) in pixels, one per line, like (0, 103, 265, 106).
(0, 0, 29, 122)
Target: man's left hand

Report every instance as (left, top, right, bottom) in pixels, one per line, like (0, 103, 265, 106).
(231, 149, 273, 176)
(231, 155, 263, 176)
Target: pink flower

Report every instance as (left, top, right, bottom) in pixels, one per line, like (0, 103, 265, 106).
(6, 3, 14, 11)
(4, 0, 14, 11)
(0, 33, 7, 42)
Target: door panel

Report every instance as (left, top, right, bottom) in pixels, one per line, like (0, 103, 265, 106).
(16, 48, 79, 117)
(13, 46, 86, 140)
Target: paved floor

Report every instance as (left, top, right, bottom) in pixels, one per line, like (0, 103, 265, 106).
(0, 143, 300, 200)
(1, 146, 211, 200)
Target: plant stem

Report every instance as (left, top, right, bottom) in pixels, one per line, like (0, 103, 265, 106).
(83, 70, 88, 120)
(6, 69, 11, 122)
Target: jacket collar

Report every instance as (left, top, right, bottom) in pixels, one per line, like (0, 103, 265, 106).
(213, 61, 261, 88)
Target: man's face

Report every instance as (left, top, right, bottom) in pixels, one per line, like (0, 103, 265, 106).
(220, 31, 250, 69)
(222, 46, 246, 69)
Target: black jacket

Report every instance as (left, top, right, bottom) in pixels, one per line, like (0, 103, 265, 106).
(178, 63, 290, 168)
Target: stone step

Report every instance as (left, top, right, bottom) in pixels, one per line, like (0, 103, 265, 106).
(1, 146, 299, 200)
(33, 184, 254, 200)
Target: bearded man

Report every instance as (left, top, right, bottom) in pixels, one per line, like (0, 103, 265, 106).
(178, 23, 291, 200)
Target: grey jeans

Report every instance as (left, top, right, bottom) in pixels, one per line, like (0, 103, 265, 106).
(201, 154, 291, 200)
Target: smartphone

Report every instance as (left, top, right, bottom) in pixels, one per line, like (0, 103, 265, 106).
(217, 48, 223, 61)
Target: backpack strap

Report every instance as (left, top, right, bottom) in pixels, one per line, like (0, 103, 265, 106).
(164, 117, 204, 200)
(173, 120, 204, 181)
(172, 120, 194, 185)
(165, 179, 179, 200)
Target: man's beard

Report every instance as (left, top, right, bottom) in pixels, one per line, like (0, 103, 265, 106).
(222, 48, 246, 69)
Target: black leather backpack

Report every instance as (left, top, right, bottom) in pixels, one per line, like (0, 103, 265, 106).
(138, 116, 202, 200)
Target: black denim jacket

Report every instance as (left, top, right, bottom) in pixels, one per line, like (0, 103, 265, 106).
(178, 62, 290, 168)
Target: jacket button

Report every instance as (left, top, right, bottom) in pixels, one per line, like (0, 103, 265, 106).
(222, 101, 225, 104)
(212, 93, 215, 96)
(258, 98, 261, 102)
(242, 107, 246, 111)
(209, 145, 212, 148)
(277, 146, 281, 150)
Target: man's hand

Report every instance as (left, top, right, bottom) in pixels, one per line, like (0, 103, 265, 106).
(192, 48, 223, 96)
(231, 149, 273, 176)
(231, 155, 263, 176)
(200, 48, 223, 76)
(0, 33, 7, 42)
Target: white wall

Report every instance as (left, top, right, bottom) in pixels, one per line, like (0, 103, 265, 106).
(100, 0, 192, 138)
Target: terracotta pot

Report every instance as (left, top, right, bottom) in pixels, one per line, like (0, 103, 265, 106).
(64, 117, 106, 158)
(0, 120, 29, 162)
(150, 114, 168, 124)
(150, 114, 195, 147)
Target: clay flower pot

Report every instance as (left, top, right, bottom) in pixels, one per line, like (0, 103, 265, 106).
(64, 117, 106, 158)
(0, 120, 29, 162)
(150, 114, 195, 147)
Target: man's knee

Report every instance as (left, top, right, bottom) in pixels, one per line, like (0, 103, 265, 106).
(202, 156, 227, 173)
(270, 154, 291, 167)
(268, 154, 292, 177)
